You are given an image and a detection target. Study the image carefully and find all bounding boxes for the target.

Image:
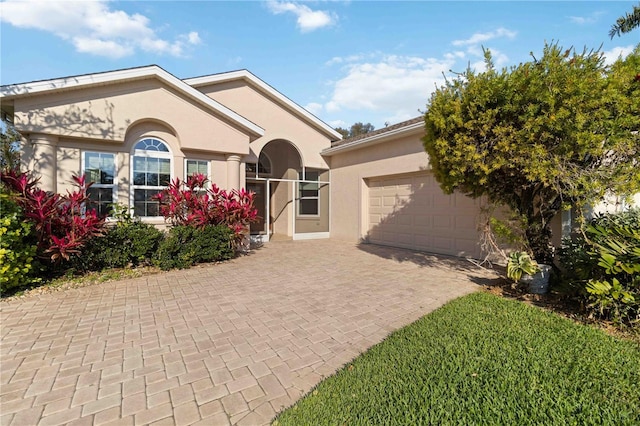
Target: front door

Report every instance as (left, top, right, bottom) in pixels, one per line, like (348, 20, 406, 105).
(247, 181, 267, 234)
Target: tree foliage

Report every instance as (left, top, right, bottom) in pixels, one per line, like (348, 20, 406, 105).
(335, 122, 375, 139)
(610, 2, 640, 38)
(423, 43, 640, 262)
(0, 123, 20, 172)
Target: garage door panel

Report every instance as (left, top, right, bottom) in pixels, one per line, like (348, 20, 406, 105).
(413, 214, 430, 227)
(432, 215, 452, 229)
(455, 215, 477, 231)
(453, 194, 478, 208)
(383, 196, 397, 207)
(369, 213, 383, 225)
(367, 172, 482, 258)
(396, 233, 414, 245)
(397, 215, 413, 226)
(432, 236, 454, 251)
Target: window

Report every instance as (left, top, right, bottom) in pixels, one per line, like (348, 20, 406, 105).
(132, 138, 171, 217)
(298, 170, 319, 216)
(83, 152, 115, 217)
(245, 152, 272, 178)
(185, 159, 209, 179)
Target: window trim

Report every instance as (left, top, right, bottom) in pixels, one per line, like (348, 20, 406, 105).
(245, 151, 273, 179)
(297, 170, 320, 218)
(130, 137, 172, 219)
(82, 151, 117, 218)
(184, 158, 211, 187)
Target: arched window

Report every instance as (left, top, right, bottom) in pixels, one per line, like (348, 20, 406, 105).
(131, 138, 172, 217)
(245, 152, 272, 178)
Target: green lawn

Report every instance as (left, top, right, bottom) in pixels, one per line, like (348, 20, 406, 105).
(274, 292, 640, 425)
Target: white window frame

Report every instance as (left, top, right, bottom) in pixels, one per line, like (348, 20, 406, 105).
(130, 138, 172, 219)
(184, 159, 211, 185)
(297, 170, 320, 218)
(245, 152, 273, 179)
(82, 151, 117, 218)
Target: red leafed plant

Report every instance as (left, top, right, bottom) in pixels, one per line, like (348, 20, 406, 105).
(0, 169, 105, 262)
(153, 173, 258, 246)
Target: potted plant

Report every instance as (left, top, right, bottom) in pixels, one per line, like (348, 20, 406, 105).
(507, 251, 552, 294)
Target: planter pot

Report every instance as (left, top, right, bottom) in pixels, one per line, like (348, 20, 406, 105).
(521, 264, 552, 294)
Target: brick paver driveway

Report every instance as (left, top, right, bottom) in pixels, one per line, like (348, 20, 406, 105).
(1, 240, 497, 426)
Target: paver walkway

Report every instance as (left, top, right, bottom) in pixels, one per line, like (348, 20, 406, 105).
(1, 240, 497, 426)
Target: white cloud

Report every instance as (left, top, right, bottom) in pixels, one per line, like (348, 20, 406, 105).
(0, 0, 200, 58)
(73, 37, 134, 59)
(266, 1, 336, 32)
(328, 119, 347, 128)
(226, 56, 243, 67)
(602, 45, 634, 66)
(187, 32, 202, 45)
(449, 27, 516, 73)
(471, 48, 510, 72)
(315, 27, 520, 128)
(325, 54, 367, 66)
(452, 27, 517, 47)
(569, 11, 604, 25)
(569, 16, 591, 25)
(304, 102, 324, 115)
(318, 54, 456, 122)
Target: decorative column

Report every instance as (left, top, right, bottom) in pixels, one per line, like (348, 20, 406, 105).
(28, 134, 58, 193)
(225, 154, 242, 191)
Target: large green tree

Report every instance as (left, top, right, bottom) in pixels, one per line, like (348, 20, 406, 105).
(423, 43, 640, 263)
(610, 2, 640, 38)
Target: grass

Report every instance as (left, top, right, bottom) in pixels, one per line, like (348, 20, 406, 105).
(274, 292, 640, 425)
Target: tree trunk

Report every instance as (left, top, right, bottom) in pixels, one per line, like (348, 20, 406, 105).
(525, 219, 554, 264)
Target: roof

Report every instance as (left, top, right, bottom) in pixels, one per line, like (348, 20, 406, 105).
(184, 70, 343, 141)
(322, 116, 424, 156)
(0, 65, 264, 138)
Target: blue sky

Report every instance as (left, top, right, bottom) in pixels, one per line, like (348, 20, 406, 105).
(1, 1, 638, 130)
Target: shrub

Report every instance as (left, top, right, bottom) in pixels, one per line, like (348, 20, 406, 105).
(155, 224, 234, 270)
(0, 193, 40, 293)
(0, 170, 105, 263)
(558, 208, 640, 324)
(584, 223, 639, 323)
(153, 174, 257, 248)
(76, 220, 163, 271)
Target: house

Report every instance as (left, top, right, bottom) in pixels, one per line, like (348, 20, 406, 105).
(0, 66, 338, 243)
(2, 66, 635, 259)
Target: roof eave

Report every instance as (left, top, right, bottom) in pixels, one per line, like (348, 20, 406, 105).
(321, 122, 424, 156)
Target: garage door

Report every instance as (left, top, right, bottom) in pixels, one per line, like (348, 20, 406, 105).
(367, 173, 483, 258)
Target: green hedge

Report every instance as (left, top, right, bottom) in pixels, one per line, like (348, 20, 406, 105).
(155, 224, 234, 270)
(76, 220, 164, 271)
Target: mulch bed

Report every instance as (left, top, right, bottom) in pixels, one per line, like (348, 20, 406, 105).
(482, 276, 639, 343)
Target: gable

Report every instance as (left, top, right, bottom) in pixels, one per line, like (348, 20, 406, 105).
(187, 72, 340, 168)
(7, 76, 257, 155)
(185, 71, 341, 142)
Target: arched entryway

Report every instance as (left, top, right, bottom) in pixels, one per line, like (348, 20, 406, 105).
(245, 139, 329, 241)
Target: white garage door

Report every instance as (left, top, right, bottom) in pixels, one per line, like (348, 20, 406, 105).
(367, 173, 483, 258)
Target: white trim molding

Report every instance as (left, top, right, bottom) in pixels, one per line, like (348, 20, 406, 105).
(321, 120, 423, 156)
(293, 232, 330, 241)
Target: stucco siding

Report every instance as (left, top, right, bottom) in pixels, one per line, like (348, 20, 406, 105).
(13, 79, 251, 155)
(329, 130, 429, 242)
(195, 81, 332, 169)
